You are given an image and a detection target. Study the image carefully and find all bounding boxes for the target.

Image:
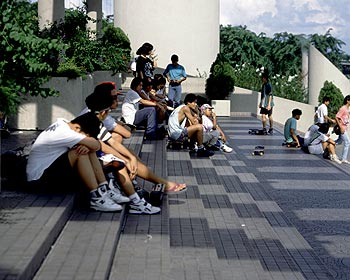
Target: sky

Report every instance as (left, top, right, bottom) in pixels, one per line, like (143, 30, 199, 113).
(220, 0, 350, 53)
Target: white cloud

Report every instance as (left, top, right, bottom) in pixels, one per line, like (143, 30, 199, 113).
(220, 0, 350, 52)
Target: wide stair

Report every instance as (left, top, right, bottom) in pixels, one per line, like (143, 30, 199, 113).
(0, 130, 169, 280)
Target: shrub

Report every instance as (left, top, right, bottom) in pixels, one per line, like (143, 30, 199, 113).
(318, 81, 344, 118)
(205, 54, 235, 100)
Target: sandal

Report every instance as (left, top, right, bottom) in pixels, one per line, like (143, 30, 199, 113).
(165, 183, 187, 194)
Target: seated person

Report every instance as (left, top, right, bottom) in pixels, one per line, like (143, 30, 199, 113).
(26, 112, 124, 212)
(80, 82, 131, 144)
(81, 90, 162, 214)
(139, 78, 168, 126)
(200, 104, 232, 153)
(167, 94, 214, 157)
(86, 84, 187, 195)
(304, 123, 341, 163)
(284, 109, 303, 147)
(122, 77, 165, 140)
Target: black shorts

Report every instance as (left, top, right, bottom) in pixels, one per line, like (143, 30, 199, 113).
(37, 152, 77, 188)
(260, 107, 273, 116)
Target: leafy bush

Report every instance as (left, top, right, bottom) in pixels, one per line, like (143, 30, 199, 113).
(318, 81, 344, 118)
(205, 54, 235, 100)
(0, 0, 63, 115)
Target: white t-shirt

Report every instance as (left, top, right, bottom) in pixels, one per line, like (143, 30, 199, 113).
(121, 89, 141, 124)
(306, 130, 329, 155)
(202, 115, 214, 132)
(303, 124, 320, 146)
(26, 118, 85, 181)
(317, 104, 328, 123)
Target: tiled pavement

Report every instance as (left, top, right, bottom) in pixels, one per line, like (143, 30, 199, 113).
(2, 116, 350, 279)
(113, 116, 350, 280)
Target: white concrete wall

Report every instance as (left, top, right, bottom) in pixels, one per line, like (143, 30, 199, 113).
(231, 87, 315, 134)
(114, 0, 220, 77)
(308, 44, 350, 106)
(9, 72, 122, 130)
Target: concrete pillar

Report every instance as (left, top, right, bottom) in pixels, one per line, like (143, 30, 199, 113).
(301, 48, 308, 90)
(38, 0, 65, 30)
(86, 0, 103, 39)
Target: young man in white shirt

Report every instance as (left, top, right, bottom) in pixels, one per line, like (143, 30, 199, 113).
(316, 96, 335, 124)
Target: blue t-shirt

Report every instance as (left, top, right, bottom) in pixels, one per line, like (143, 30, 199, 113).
(163, 64, 186, 81)
(284, 117, 297, 143)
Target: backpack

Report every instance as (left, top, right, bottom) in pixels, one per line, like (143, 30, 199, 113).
(1, 140, 34, 187)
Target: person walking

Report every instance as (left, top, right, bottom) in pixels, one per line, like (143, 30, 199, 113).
(335, 95, 350, 163)
(163, 54, 187, 108)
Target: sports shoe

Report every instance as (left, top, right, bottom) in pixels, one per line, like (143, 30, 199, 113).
(330, 154, 342, 164)
(107, 180, 130, 204)
(268, 128, 273, 134)
(341, 159, 350, 164)
(90, 192, 123, 212)
(129, 198, 161, 215)
(196, 147, 214, 157)
(221, 144, 233, 153)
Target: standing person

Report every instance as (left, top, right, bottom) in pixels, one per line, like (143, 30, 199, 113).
(316, 96, 336, 124)
(259, 72, 274, 134)
(284, 109, 303, 147)
(163, 54, 187, 108)
(335, 95, 350, 164)
(135, 42, 157, 81)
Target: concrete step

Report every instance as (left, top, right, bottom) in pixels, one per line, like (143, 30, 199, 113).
(0, 192, 75, 280)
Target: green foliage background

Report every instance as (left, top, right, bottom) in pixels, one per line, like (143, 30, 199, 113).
(1, 1, 131, 116)
(318, 81, 344, 118)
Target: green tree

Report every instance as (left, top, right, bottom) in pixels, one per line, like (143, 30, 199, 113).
(0, 0, 64, 116)
(318, 81, 344, 118)
(205, 54, 235, 100)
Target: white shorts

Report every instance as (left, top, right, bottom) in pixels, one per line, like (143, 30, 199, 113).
(308, 143, 324, 155)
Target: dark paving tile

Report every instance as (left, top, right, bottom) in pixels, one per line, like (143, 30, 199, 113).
(170, 217, 213, 247)
(193, 167, 220, 185)
(232, 203, 264, 218)
(218, 175, 248, 193)
(201, 194, 232, 209)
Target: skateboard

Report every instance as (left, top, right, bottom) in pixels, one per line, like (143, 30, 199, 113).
(167, 137, 190, 150)
(252, 145, 265, 156)
(248, 128, 267, 135)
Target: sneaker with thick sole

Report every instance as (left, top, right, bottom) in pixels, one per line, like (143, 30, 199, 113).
(129, 198, 161, 214)
(341, 159, 350, 164)
(330, 155, 342, 164)
(221, 144, 233, 153)
(90, 195, 123, 212)
(107, 180, 130, 204)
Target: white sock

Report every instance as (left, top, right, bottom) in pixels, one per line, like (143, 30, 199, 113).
(129, 193, 141, 204)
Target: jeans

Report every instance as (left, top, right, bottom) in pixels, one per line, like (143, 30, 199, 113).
(337, 131, 350, 160)
(168, 85, 182, 107)
(134, 107, 157, 137)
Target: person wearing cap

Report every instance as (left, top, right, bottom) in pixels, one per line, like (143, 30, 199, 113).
(200, 104, 233, 153)
(163, 54, 187, 108)
(80, 82, 131, 144)
(85, 81, 187, 196)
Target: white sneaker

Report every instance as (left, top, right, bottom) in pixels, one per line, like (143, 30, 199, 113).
(107, 180, 130, 204)
(129, 198, 161, 215)
(221, 144, 233, 153)
(330, 155, 342, 164)
(341, 159, 350, 164)
(90, 195, 123, 212)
